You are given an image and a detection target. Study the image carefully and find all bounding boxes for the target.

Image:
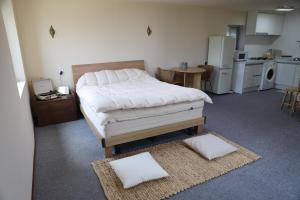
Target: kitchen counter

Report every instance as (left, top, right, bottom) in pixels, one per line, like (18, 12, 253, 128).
(275, 61, 300, 90)
(245, 59, 300, 65)
(246, 60, 274, 65)
(275, 59, 300, 65)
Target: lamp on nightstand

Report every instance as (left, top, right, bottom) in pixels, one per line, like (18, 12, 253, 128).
(57, 86, 69, 95)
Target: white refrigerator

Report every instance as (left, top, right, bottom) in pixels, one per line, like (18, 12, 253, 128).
(207, 36, 236, 94)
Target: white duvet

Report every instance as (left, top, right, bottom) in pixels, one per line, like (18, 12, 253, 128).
(76, 68, 212, 113)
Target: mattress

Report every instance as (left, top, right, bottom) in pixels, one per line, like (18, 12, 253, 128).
(80, 97, 204, 125)
(80, 98, 204, 138)
(76, 68, 212, 113)
(77, 68, 211, 139)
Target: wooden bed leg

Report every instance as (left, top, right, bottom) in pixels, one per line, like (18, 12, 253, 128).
(194, 125, 203, 135)
(114, 145, 121, 154)
(148, 136, 156, 142)
(104, 146, 113, 158)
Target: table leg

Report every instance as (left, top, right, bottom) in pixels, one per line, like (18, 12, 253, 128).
(193, 73, 202, 90)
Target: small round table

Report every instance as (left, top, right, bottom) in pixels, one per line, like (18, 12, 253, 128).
(172, 67, 206, 89)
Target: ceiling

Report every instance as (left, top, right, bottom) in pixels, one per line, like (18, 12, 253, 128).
(130, 0, 300, 11)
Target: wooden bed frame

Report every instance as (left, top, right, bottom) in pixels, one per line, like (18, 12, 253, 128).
(72, 60, 205, 157)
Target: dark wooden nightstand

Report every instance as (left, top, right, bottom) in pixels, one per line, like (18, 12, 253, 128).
(30, 91, 78, 126)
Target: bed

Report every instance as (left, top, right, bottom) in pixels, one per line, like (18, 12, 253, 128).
(72, 60, 212, 157)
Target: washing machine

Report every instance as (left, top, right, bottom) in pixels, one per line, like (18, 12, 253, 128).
(259, 61, 277, 90)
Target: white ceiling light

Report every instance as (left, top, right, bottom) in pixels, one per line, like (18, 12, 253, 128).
(275, 5, 295, 11)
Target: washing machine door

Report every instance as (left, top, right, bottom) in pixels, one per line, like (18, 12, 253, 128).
(259, 62, 276, 91)
(265, 65, 275, 82)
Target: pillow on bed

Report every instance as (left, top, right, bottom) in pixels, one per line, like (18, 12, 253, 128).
(109, 152, 169, 189)
(95, 68, 146, 85)
(183, 134, 237, 160)
(84, 72, 98, 86)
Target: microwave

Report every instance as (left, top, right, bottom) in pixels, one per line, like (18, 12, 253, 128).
(234, 51, 248, 61)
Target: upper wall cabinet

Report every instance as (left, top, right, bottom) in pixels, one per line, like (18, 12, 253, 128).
(246, 11, 285, 36)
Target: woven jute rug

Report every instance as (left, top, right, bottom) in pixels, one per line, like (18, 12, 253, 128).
(92, 132, 261, 200)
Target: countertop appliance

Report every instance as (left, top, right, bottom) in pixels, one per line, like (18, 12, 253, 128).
(207, 36, 236, 94)
(259, 61, 277, 90)
(248, 57, 269, 60)
(246, 57, 274, 65)
(293, 57, 300, 62)
(234, 50, 248, 61)
(267, 49, 282, 59)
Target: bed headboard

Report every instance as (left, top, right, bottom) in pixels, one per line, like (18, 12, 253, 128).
(72, 60, 145, 85)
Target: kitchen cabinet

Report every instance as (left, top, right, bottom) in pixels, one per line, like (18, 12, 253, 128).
(244, 67, 254, 88)
(232, 62, 263, 94)
(275, 63, 300, 89)
(293, 66, 300, 87)
(244, 64, 263, 88)
(246, 11, 285, 35)
(275, 63, 295, 88)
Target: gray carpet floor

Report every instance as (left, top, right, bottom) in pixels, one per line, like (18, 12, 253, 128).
(33, 90, 300, 200)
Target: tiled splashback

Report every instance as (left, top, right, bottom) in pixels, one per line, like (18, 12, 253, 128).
(244, 35, 277, 57)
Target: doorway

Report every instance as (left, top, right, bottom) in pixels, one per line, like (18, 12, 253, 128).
(227, 25, 245, 51)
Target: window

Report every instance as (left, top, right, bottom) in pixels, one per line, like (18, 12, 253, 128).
(1, 0, 26, 97)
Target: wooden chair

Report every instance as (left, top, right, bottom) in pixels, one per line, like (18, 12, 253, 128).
(198, 65, 213, 91)
(156, 68, 183, 85)
(281, 81, 300, 114)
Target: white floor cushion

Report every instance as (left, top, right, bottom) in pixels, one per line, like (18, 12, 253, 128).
(184, 134, 238, 160)
(109, 152, 169, 189)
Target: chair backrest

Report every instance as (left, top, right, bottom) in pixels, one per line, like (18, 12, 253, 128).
(198, 65, 214, 81)
(156, 68, 175, 83)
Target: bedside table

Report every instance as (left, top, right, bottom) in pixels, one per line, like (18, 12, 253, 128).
(30, 91, 78, 126)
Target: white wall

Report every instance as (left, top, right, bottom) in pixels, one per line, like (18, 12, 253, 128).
(272, 9, 300, 57)
(0, 7, 34, 200)
(13, 0, 246, 87)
